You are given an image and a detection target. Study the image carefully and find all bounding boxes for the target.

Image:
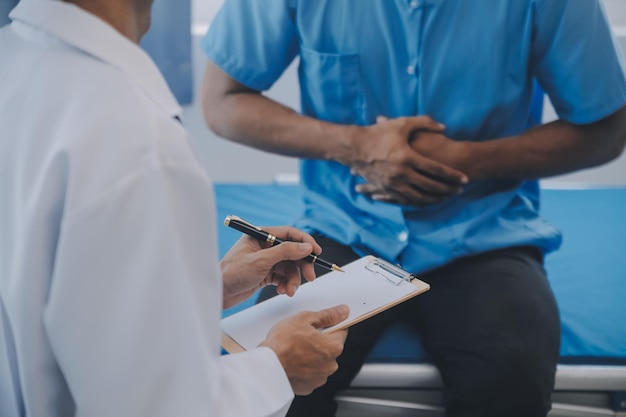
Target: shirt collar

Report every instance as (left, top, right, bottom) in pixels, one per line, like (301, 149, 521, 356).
(9, 0, 182, 118)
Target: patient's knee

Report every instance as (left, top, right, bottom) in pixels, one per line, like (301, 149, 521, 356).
(440, 346, 556, 417)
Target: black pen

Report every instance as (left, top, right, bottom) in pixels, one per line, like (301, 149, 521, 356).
(224, 215, 345, 273)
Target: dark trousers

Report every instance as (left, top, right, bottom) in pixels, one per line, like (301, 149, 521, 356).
(257, 236, 561, 417)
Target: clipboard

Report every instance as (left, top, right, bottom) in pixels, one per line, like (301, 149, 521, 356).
(221, 255, 430, 353)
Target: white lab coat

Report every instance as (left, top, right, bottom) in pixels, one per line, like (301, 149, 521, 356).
(0, 1, 293, 416)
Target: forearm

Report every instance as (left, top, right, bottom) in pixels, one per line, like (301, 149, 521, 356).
(461, 105, 626, 181)
(201, 62, 469, 207)
(201, 63, 359, 164)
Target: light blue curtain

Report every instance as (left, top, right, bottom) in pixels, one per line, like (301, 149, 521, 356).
(141, 0, 193, 105)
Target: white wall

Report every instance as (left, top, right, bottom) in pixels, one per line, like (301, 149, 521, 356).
(185, 0, 299, 183)
(186, 0, 626, 185)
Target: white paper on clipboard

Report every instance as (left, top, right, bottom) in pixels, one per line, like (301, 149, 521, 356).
(221, 255, 430, 353)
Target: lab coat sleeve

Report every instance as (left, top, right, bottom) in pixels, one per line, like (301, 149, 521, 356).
(43, 155, 293, 417)
(219, 348, 293, 417)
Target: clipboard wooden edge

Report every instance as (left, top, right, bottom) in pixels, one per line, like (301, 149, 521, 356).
(222, 332, 246, 353)
(221, 277, 430, 354)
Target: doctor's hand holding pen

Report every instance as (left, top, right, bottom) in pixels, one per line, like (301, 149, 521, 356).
(220, 224, 349, 395)
(220, 224, 323, 308)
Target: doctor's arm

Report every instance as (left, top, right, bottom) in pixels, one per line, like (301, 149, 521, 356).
(220, 227, 350, 396)
(43, 153, 346, 416)
(201, 61, 467, 206)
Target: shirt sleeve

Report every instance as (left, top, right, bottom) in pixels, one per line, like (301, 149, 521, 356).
(200, 0, 299, 91)
(531, 0, 626, 124)
(43, 157, 293, 417)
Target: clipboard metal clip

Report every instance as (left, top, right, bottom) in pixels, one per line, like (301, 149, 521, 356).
(365, 258, 415, 286)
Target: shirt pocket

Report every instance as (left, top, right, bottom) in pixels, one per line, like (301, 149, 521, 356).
(298, 47, 364, 124)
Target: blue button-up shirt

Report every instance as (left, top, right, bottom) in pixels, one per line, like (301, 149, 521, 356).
(202, 0, 626, 273)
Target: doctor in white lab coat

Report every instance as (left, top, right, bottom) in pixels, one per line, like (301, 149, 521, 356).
(0, 1, 348, 416)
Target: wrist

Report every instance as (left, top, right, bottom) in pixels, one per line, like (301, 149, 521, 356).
(325, 124, 364, 165)
(456, 140, 486, 181)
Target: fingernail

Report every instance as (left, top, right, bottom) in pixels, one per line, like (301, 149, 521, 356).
(299, 243, 311, 251)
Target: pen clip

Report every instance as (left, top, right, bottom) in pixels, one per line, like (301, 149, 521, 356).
(365, 259, 413, 286)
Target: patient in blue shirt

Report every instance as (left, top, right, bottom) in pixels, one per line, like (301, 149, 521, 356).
(200, 1, 626, 416)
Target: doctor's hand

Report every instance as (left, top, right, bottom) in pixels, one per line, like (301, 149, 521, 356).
(349, 115, 468, 206)
(260, 305, 350, 396)
(220, 226, 322, 309)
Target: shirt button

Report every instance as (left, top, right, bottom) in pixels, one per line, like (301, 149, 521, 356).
(406, 65, 415, 75)
(397, 231, 409, 242)
(410, 0, 419, 8)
